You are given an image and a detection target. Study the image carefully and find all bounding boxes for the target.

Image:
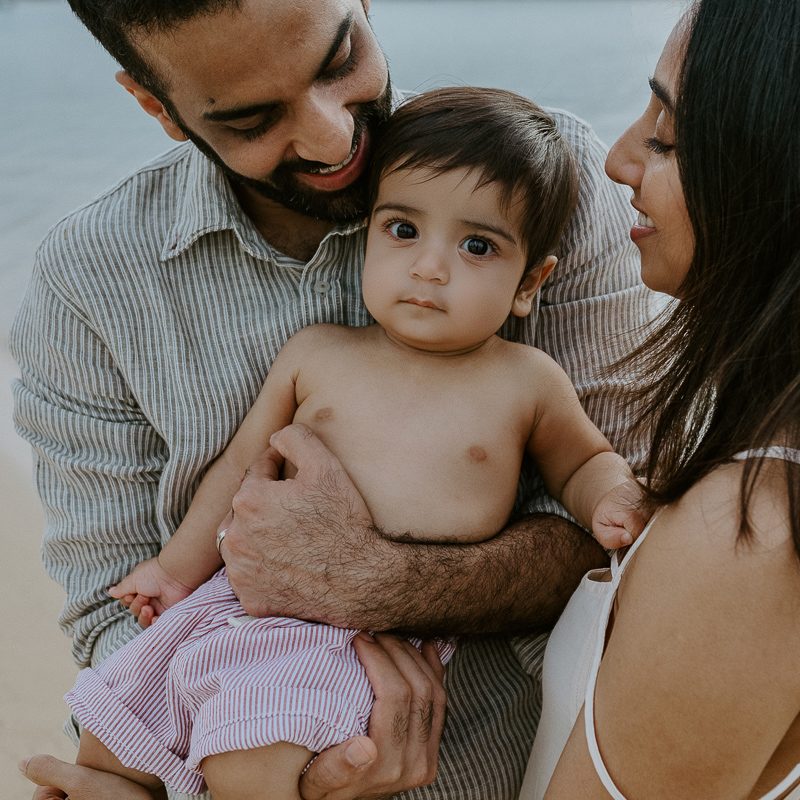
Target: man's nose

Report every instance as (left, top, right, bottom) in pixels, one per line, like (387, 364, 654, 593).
(289, 92, 355, 166)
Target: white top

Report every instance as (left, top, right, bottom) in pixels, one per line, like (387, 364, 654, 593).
(520, 447, 800, 800)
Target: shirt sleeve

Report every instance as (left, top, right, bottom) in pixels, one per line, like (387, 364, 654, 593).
(10, 245, 168, 668)
(509, 112, 660, 520)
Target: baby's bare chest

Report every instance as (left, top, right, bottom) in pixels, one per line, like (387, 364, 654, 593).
(292, 359, 537, 539)
(297, 365, 529, 460)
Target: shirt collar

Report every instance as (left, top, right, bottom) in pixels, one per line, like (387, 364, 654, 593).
(160, 144, 367, 264)
(161, 144, 276, 263)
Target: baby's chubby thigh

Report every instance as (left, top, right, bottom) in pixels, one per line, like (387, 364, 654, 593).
(201, 741, 314, 800)
(170, 615, 375, 772)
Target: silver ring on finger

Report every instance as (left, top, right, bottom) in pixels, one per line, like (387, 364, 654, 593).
(215, 527, 230, 555)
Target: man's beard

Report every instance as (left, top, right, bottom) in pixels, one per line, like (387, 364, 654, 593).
(180, 79, 393, 223)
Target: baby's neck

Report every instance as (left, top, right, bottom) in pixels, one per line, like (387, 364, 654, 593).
(378, 327, 498, 359)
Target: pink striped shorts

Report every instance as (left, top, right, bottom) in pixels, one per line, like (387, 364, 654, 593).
(66, 570, 454, 795)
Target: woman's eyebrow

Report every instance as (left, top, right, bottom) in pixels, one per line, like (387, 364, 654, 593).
(649, 77, 675, 115)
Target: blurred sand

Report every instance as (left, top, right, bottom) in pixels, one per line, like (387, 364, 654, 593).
(1, 347, 78, 800)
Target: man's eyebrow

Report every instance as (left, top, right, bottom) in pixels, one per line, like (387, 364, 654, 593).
(315, 11, 354, 79)
(202, 100, 279, 123)
(649, 77, 675, 114)
(201, 12, 354, 123)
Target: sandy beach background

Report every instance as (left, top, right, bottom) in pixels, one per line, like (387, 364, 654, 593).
(1, 1, 681, 796)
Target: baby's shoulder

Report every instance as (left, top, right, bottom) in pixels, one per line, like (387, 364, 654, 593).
(494, 339, 572, 388)
(284, 322, 368, 349)
(278, 324, 378, 370)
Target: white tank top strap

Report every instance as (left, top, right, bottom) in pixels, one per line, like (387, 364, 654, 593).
(760, 766, 800, 800)
(582, 511, 662, 799)
(582, 498, 800, 799)
(732, 446, 800, 464)
(608, 506, 660, 587)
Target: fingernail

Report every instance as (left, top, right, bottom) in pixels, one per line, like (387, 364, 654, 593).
(356, 631, 375, 643)
(345, 740, 374, 768)
(18, 757, 29, 774)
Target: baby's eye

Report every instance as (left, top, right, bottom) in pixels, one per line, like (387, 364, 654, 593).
(461, 237, 495, 256)
(387, 221, 418, 240)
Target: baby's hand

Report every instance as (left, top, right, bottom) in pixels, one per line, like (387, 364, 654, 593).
(591, 478, 652, 549)
(108, 557, 194, 628)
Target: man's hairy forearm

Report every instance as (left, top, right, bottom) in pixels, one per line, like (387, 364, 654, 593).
(225, 454, 608, 633)
(354, 514, 608, 637)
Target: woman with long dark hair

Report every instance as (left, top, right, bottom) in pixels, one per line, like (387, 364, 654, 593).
(522, 0, 800, 796)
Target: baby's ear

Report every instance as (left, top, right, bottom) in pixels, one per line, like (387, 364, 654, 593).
(511, 256, 557, 317)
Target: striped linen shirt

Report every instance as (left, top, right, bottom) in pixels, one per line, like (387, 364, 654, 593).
(11, 107, 657, 800)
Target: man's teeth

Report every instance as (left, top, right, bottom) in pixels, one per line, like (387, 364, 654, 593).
(309, 144, 357, 175)
(637, 211, 656, 228)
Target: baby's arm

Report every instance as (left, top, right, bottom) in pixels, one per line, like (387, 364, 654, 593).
(526, 352, 649, 548)
(562, 455, 648, 548)
(110, 336, 304, 621)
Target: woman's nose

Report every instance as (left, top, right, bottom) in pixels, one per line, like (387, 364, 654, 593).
(605, 119, 645, 190)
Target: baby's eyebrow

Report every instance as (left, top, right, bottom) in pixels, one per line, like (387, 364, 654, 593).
(461, 219, 518, 246)
(372, 202, 419, 216)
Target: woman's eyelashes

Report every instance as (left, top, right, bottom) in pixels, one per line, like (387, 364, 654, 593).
(643, 136, 675, 155)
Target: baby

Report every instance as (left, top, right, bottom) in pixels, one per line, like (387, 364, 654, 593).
(66, 87, 648, 799)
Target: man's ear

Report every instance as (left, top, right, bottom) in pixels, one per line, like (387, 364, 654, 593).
(511, 255, 557, 318)
(115, 71, 188, 142)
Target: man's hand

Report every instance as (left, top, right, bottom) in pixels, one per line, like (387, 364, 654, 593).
(220, 425, 608, 636)
(300, 634, 446, 800)
(221, 423, 386, 626)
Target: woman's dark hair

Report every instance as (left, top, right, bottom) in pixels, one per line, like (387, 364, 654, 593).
(367, 87, 579, 273)
(67, 1, 241, 100)
(627, 0, 800, 551)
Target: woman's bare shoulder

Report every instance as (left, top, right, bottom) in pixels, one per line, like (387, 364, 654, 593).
(586, 459, 800, 798)
(658, 457, 794, 555)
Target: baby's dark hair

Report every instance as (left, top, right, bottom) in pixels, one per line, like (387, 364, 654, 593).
(368, 87, 579, 273)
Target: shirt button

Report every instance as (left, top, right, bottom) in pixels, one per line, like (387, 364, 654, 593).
(314, 280, 331, 295)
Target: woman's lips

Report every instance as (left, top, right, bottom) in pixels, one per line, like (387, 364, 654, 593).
(296, 130, 370, 192)
(630, 210, 656, 242)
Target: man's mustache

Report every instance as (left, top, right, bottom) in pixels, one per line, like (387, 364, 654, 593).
(273, 120, 367, 177)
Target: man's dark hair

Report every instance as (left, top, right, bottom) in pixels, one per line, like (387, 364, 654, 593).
(67, 0, 241, 100)
(367, 86, 579, 273)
